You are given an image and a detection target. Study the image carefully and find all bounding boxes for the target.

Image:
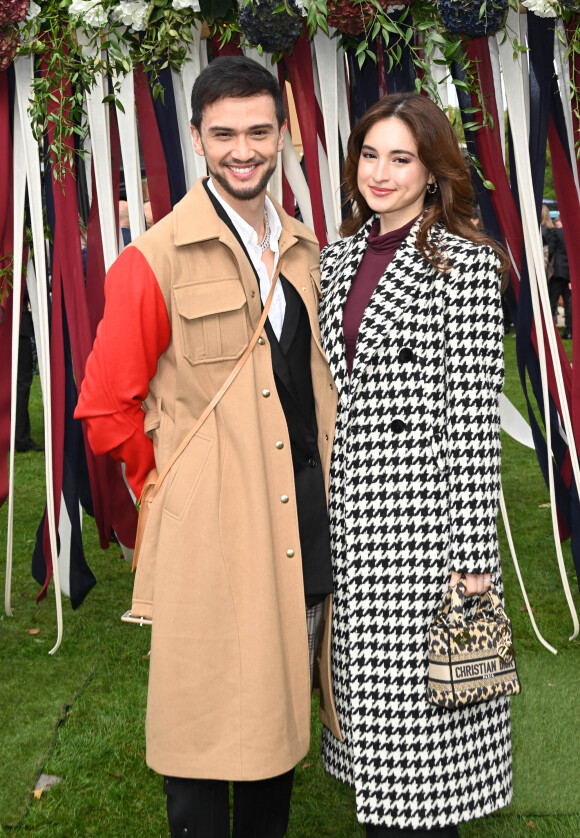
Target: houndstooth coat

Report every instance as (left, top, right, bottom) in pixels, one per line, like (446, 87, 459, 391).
(318, 217, 513, 830)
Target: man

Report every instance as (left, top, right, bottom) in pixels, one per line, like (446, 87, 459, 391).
(75, 56, 341, 837)
(548, 216, 572, 339)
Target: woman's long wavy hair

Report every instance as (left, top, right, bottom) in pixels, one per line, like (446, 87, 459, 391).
(340, 92, 509, 278)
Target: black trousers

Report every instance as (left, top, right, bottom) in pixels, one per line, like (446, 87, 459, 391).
(366, 826, 460, 837)
(164, 769, 295, 838)
(549, 275, 572, 331)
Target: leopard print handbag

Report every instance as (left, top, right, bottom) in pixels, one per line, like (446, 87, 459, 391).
(427, 579, 521, 709)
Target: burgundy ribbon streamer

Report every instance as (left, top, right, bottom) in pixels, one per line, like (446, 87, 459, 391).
(284, 30, 327, 246)
(134, 64, 173, 223)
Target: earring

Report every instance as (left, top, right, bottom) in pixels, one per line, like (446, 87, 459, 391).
(426, 182, 438, 195)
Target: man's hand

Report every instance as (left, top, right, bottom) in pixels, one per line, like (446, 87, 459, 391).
(449, 571, 492, 596)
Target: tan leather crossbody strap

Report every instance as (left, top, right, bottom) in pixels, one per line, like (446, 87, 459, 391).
(147, 260, 283, 504)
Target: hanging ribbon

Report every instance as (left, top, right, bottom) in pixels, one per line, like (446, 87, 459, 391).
(171, 26, 206, 189)
(283, 29, 327, 246)
(498, 11, 579, 636)
(134, 64, 173, 223)
(148, 64, 188, 207)
(0, 69, 14, 510)
(115, 43, 146, 243)
(9, 56, 62, 653)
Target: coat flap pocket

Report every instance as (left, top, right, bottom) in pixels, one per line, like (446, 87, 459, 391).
(174, 278, 246, 320)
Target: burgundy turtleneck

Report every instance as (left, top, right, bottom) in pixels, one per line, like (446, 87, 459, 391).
(343, 215, 418, 374)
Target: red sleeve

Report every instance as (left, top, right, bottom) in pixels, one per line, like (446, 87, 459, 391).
(75, 246, 171, 497)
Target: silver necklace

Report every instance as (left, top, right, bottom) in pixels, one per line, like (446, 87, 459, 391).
(259, 207, 271, 253)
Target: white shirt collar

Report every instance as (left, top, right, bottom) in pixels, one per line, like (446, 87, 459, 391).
(207, 177, 282, 254)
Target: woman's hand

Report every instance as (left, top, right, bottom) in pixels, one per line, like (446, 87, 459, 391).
(449, 571, 492, 596)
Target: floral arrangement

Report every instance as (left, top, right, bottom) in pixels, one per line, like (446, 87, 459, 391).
(3, 0, 580, 182)
(325, 0, 406, 35)
(12, 0, 240, 180)
(239, 0, 305, 53)
(438, 0, 509, 37)
(520, 0, 560, 14)
(0, 0, 32, 70)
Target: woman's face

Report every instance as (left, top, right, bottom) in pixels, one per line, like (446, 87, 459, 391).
(357, 117, 434, 234)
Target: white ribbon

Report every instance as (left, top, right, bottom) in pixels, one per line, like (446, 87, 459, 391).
(499, 393, 535, 449)
(77, 30, 118, 271)
(310, 40, 338, 242)
(281, 133, 314, 232)
(487, 35, 506, 165)
(426, 42, 450, 109)
(10, 55, 63, 654)
(500, 488, 558, 654)
(114, 41, 146, 244)
(172, 24, 206, 189)
(313, 29, 342, 237)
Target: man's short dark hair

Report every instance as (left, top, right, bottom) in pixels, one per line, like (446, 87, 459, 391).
(190, 56, 286, 130)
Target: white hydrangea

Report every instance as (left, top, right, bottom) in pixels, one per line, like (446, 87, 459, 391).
(111, 0, 149, 31)
(27, 0, 41, 19)
(172, 0, 201, 10)
(68, 0, 108, 28)
(521, 0, 560, 16)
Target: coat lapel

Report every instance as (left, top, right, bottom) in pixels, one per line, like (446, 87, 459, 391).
(349, 219, 440, 397)
(319, 218, 375, 401)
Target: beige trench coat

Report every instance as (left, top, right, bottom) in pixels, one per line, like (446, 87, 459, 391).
(130, 179, 341, 781)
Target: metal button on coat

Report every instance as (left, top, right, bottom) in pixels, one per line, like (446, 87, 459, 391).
(398, 347, 414, 363)
(262, 389, 270, 398)
(281, 495, 289, 504)
(286, 549, 295, 558)
(258, 337, 265, 345)
(275, 441, 284, 449)
(390, 419, 406, 434)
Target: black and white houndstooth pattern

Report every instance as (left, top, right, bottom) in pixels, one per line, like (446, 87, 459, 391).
(318, 217, 512, 830)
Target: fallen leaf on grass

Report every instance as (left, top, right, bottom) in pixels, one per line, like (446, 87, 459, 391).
(34, 774, 61, 795)
(538, 503, 551, 508)
(520, 605, 535, 613)
(301, 763, 311, 770)
(28, 628, 41, 635)
(527, 820, 536, 829)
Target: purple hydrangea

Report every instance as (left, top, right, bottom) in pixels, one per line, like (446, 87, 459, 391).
(239, 0, 304, 53)
(438, 0, 508, 37)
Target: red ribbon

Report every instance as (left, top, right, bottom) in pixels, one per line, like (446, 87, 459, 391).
(284, 30, 328, 247)
(134, 64, 173, 223)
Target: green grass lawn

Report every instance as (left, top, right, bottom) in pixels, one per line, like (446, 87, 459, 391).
(1, 336, 579, 837)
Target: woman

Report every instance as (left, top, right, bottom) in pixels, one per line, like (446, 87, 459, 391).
(318, 93, 512, 836)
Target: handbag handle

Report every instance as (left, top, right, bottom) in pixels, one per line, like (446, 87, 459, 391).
(138, 260, 283, 510)
(435, 578, 507, 628)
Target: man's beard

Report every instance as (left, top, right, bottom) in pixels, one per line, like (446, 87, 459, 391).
(208, 159, 277, 201)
